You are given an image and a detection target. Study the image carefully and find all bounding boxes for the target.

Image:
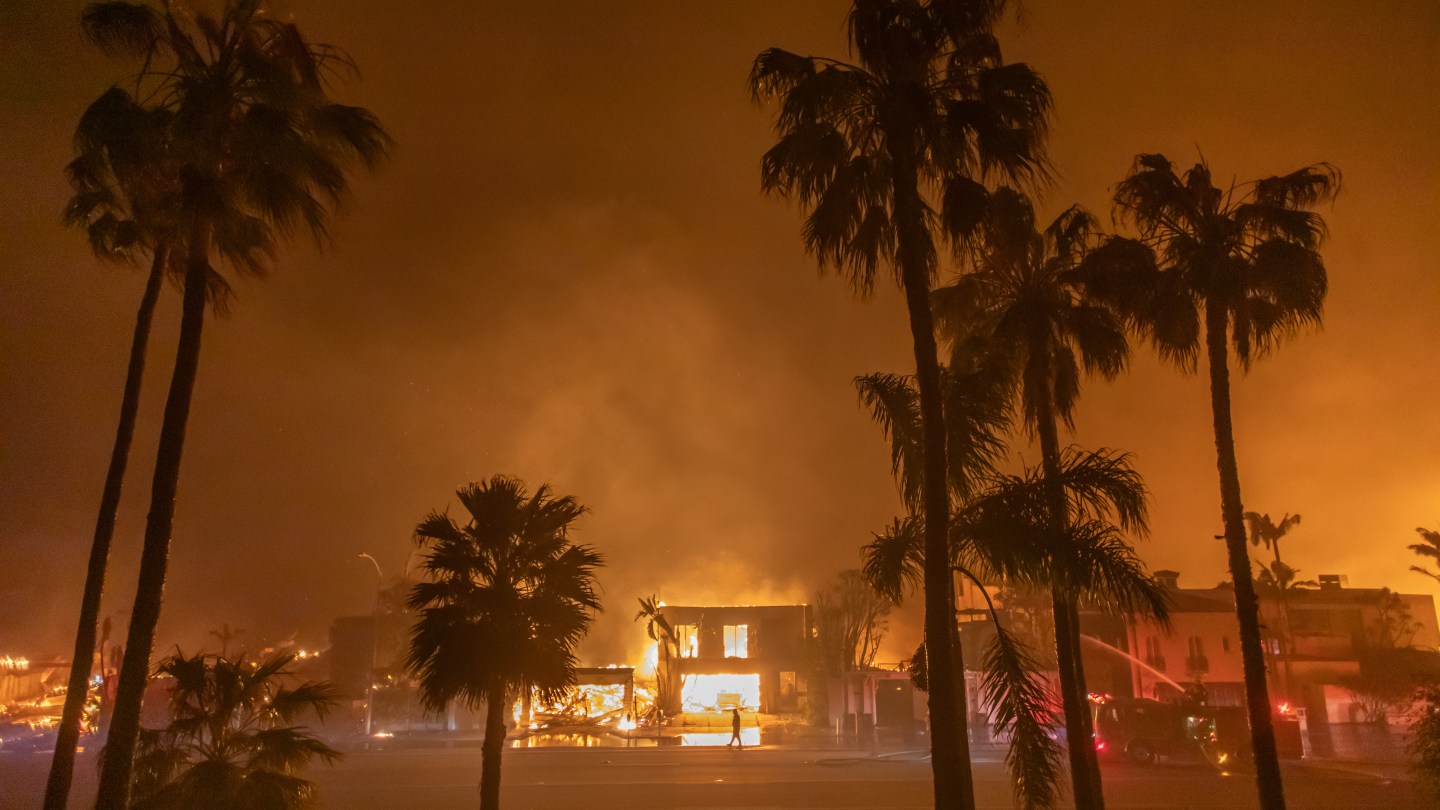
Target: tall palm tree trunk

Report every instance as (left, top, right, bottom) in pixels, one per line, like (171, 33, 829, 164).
(888, 140, 974, 810)
(480, 684, 508, 810)
(43, 245, 168, 810)
(949, 573, 967, 737)
(1205, 308, 1286, 810)
(1035, 395, 1104, 809)
(96, 222, 211, 810)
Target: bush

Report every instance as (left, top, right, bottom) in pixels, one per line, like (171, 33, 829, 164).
(1410, 682, 1440, 804)
(128, 650, 340, 810)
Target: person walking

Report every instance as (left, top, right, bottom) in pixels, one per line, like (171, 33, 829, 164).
(727, 708, 744, 748)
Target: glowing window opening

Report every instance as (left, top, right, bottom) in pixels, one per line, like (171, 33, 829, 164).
(723, 624, 748, 658)
(675, 625, 698, 658)
(681, 673, 760, 713)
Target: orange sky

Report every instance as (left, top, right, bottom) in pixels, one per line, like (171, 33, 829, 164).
(1, 0, 1437, 664)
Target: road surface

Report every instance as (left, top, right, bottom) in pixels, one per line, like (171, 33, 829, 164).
(0, 744, 1425, 808)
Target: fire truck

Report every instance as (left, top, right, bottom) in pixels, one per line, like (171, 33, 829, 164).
(1092, 696, 1249, 767)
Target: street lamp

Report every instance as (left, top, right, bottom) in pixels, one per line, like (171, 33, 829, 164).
(357, 553, 383, 738)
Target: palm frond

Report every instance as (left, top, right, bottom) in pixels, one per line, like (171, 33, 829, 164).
(856, 372, 924, 510)
(1109, 152, 1337, 374)
(1251, 163, 1342, 211)
(753, 0, 1052, 297)
(940, 359, 1013, 500)
(129, 649, 342, 809)
(939, 174, 990, 246)
(81, 2, 164, 57)
(1068, 521, 1170, 623)
(980, 620, 1064, 809)
(267, 681, 340, 724)
(861, 515, 925, 603)
(248, 727, 341, 772)
(748, 48, 818, 102)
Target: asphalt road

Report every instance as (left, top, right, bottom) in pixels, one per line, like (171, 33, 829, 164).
(0, 745, 1426, 809)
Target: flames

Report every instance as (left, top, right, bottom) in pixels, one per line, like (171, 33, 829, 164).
(680, 673, 760, 713)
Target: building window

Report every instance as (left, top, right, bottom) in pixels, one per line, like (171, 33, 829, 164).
(724, 624, 749, 658)
(1186, 636, 1208, 675)
(1144, 636, 1165, 672)
(1222, 637, 1230, 653)
(779, 671, 797, 706)
(675, 625, 698, 658)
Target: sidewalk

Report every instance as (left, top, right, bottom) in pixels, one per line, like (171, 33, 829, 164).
(1294, 756, 1414, 782)
(326, 724, 991, 754)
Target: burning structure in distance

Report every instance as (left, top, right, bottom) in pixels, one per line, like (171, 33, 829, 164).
(653, 603, 810, 716)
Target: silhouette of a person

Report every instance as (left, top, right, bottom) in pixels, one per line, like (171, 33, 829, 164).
(727, 708, 743, 748)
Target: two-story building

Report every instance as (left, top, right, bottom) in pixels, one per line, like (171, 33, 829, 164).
(658, 604, 810, 715)
(1119, 570, 1250, 707)
(1114, 568, 1440, 757)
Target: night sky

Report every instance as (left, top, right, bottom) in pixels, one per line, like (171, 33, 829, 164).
(2, 0, 1437, 665)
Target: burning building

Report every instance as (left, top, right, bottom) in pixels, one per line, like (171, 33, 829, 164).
(656, 604, 810, 715)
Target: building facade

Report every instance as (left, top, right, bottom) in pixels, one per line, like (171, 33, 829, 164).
(1113, 569, 1440, 757)
(658, 604, 810, 714)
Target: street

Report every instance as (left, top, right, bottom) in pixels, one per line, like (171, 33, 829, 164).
(1, 744, 1425, 809)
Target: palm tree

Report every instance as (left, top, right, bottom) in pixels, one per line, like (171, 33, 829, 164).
(407, 476, 604, 810)
(1245, 512, 1303, 701)
(635, 596, 680, 719)
(1408, 527, 1440, 584)
(1085, 153, 1340, 810)
(49, 74, 280, 809)
(1245, 512, 1302, 567)
(750, 4, 1049, 803)
(867, 514, 1063, 810)
(128, 650, 341, 810)
(932, 187, 1129, 808)
(44, 85, 179, 810)
(1253, 558, 1317, 702)
(856, 358, 1010, 770)
(1254, 560, 1317, 597)
(82, 4, 388, 807)
(862, 449, 1169, 810)
(961, 450, 1171, 803)
(858, 365, 1167, 808)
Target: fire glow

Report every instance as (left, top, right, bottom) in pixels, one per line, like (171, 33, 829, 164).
(681, 674, 760, 713)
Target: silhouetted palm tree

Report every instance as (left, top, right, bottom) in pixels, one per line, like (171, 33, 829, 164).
(407, 476, 604, 810)
(859, 365, 1167, 809)
(1253, 558, 1316, 699)
(1245, 512, 1303, 701)
(635, 596, 680, 718)
(856, 363, 1011, 512)
(1408, 527, 1440, 584)
(862, 450, 1168, 810)
(1254, 561, 1317, 597)
(129, 650, 341, 810)
(1084, 153, 1340, 810)
(48, 77, 279, 810)
(1245, 512, 1302, 567)
(934, 188, 1128, 808)
(82, 4, 389, 807)
(45, 86, 179, 810)
(867, 513, 1063, 810)
(750, 4, 1049, 802)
